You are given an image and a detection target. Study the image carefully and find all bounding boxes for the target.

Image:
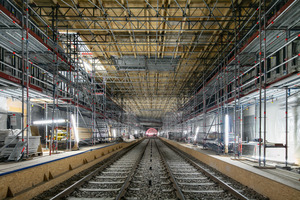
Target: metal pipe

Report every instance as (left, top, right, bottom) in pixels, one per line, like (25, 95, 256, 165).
(55, 4, 59, 154)
(66, 105, 69, 150)
(21, 0, 25, 143)
(240, 105, 243, 156)
(217, 69, 221, 154)
(45, 103, 48, 149)
(285, 87, 288, 167)
(258, 0, 262, 167)
(76, 34, 79, 148)
(225, 58, 229, 154)
(69, 105, 72, 149)
(57, 27, 244, 31)
(232, 0, 237, 158)
(26, 0, 30, 157)
(263, 0, 267, 166)
(203, 79, 206, 143)
(50, 82, 56, 155)
(30, 5, 258, 10)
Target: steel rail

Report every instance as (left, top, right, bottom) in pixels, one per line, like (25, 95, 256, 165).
(116, 139, 150, 199)
(49, 139, 144, 200)
(161, 139, 249, 200)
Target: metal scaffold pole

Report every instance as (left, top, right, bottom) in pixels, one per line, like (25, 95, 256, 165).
(258, 0, 262, 167)
(233, 0, 237, 158)
(216, 76, 220, 154)
(50, 5, 58, 155)
(240, 105, 243, 156)
(121, 95, 124, 138)
(217, 69, 221, 155)
(55, 4, 59, 154)
(285, 87, 288, 168)
(25, 0, 30, 157)
(237, 4, 242, 158)
(50, 71, 56, 155)
(254, 97, 257, 140)
(103, 77, 107, 140)
(76, 34, 79, 149)
(203, 79, 206, 141)
(225, 58, 229, 154)
(66, 105, 69, 150)
(21, 0, 25, 144)
(92, 58, 96, 145)
(263, 0, 267, 167)
(45, 104, 48, 149)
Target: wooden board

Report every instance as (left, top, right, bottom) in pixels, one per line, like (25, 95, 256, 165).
(71, 127, 93, 140)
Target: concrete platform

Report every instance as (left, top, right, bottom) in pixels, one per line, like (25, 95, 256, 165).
(161, 138, 300, 200)
(0, 140, 140, 200)
(0, 143, 114, 176)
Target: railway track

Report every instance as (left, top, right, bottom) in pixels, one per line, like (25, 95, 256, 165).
(50, 139, 149, 200)
(156, 139, 252, 200)
(46, 138, 266, 200)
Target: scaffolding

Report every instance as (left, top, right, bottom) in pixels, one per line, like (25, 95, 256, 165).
(0, 0, 299, 164)
(162, 0, 300, 167)
(0, 0, 129, 158)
